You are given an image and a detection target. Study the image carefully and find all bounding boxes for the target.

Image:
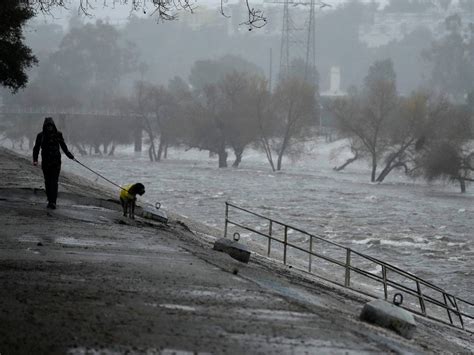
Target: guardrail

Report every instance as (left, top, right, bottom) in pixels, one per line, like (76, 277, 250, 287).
(224, 202, 474, 333)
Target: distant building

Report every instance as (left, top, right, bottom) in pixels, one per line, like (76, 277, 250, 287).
(359, 8, 474, 47)
(320, 66, 345, 98)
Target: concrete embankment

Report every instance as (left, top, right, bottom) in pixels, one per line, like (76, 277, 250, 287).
(0, 147, 472, 354)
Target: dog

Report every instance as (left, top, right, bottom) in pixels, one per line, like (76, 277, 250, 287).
(120, 183, 145, 219)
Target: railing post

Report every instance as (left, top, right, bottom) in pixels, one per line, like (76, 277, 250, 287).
(443, 293, 454, 325)
(416, 281, 426, 315)
(449, 295, 464, 330)
(344, 249, 351, 287)
(224, 202, 229, 239)
(283, 226, 288, 265)
(382, 265, 388, 300)
(267, 220, 273, 257)
(308, 235, 313, 273)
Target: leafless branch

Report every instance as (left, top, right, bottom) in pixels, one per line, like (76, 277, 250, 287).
(219, 0, 230, 19)
(240, 0, 266, 30)
(26, 0, 263, 26)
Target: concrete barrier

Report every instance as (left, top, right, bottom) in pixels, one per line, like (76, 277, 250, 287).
(360, 299, 416, 339)
(213, 238, 251, 263)
(141, 206, 168, 224)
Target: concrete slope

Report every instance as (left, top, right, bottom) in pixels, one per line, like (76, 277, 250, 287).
(0, 148, 472, 354)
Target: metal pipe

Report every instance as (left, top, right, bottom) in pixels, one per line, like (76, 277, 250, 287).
(382, 265, 388, 300)
(283, 226, 288, 265)
(224, 202, 229, 239)
(345, 249, 351, 287)
(444, 293, 454, 325)
(451, 296, 464, 329)
(267, 220, 273, 256)
(416, 281, 427, 315)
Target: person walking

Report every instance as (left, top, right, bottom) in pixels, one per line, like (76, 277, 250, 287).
(33, 117, 75, 209)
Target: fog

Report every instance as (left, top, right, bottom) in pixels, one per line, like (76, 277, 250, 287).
(2, 0, 473, 186)
(1, 0, 473, 312)
(10, 1, 472, 94)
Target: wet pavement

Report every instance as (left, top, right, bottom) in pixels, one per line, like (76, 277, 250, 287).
(0, 148, 473, 354)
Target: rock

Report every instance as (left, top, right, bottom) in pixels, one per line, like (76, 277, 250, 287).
(213, 238, 251, 264)
(213, 238, 234, 252)
(360, 299, 416, 339)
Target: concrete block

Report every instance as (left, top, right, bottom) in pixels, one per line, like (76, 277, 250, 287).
(213, 238, 251, 263)
(141, 206, 168, 224)
(360, 299, 416, 339)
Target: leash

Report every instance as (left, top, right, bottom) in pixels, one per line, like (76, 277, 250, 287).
(73, 158, 128, 192)
(73, 158, 162, 210)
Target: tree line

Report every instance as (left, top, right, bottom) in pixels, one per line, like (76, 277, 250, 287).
(121, 59, 318, 171)
(332, 59, 473, 192)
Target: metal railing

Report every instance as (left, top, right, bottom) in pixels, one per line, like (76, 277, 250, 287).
(224, 202, 474, 333)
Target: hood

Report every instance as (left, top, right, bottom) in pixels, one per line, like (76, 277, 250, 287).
(42, 117, 58, 134)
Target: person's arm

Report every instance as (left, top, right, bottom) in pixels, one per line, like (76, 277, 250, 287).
(32, 133, 42, 165)
(58, 132, 74, 160)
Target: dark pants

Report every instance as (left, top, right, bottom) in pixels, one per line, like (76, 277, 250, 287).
(42, 164, 61, 204)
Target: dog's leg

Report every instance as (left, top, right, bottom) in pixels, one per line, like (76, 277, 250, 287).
(120, 198, 127, 217)
(131, 200, 135, 219)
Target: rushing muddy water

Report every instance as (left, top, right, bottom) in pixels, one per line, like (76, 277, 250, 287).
(62, 142, 473, 307)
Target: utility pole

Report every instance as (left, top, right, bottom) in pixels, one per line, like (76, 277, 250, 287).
(269, 47, 273, 91)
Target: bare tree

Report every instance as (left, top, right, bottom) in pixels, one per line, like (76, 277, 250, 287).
(133, 81, 159, 161)
(374, 92, 428, 182)
(249, 77, 276, 171)
(219, 72, 261, 168)
(331, 87, 364, 171)
(141, 84, 180, 161)
(333, 60, 398, 182)
(180, 84, 229, 168)
(332, 139, 365, 172)
(414, 100, 473, 192)
(271, 78, 317, 171)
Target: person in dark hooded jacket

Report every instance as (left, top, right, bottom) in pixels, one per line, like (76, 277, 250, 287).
(33, 117, 75, 209)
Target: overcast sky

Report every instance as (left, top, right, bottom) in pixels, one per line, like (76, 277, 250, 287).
(33, 0, 390, 26)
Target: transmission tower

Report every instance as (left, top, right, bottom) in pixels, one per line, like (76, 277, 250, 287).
(304, 0, 316, 80)
(277, 0, 323, 85)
